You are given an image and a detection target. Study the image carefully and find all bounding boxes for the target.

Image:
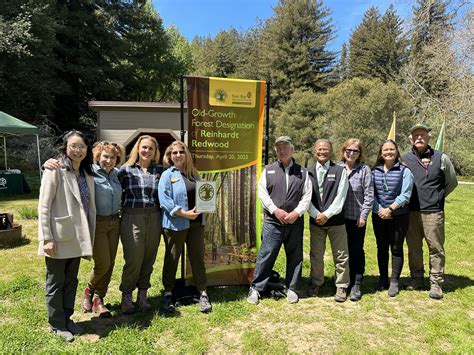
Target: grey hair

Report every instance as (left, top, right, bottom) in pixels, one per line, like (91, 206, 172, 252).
(274, 142, 294, 152)
(314, 139, 333, 152)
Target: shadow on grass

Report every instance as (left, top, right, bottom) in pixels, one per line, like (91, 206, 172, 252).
(0, 236, 31, 249)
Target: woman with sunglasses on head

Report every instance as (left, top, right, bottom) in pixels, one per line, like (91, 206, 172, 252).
(158, 141, 212, 313)
(337, 139, 374, 301)
(38, 130, 95, 342)
(372, 139, 413, 297)
(43, 140, 125, 318)
(118, 135, 163, 314)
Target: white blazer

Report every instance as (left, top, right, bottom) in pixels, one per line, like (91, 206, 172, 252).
(38, 167, 96, 259)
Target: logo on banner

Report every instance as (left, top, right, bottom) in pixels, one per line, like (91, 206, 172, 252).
(209, 78, 257, 107)
(214, 88, 227, 103)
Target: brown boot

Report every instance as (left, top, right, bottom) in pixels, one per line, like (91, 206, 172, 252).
(137, 288, 151, 312)
(121, 292, 135, 314)
(81, 287, 93, 313)
(92, 295, 112, 318)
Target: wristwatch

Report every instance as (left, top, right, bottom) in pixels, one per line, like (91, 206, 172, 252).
(389, 206, 394, 212)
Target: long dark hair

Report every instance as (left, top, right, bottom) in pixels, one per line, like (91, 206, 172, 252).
(58, 130, 94, 175)
(373, 139, 401, 168)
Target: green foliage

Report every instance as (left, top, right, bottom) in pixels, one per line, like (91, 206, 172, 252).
(349, 5, 407, 83)
(17, 206, 37, 220)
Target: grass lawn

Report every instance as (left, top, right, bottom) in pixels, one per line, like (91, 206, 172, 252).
(0, 181, 473, 352)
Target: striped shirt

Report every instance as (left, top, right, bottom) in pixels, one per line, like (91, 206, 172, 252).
(337, 162, 374, 221)
(118, 163, 163, 208)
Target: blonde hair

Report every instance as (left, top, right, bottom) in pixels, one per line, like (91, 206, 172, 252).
(92, 141, 125, 167)
(340, 138, 365, 163)
(125, 135, 160, 166)
(163, 141, 197, 178)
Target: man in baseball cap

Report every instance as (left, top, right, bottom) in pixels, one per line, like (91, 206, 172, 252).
(402, 122, 458, 299)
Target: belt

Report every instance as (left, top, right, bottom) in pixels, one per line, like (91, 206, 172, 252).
(96, 214, 120, 222)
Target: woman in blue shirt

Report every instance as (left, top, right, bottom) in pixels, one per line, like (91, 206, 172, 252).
(81, 141, 124, 318)
(159, 141, 211, 313)
(372, 140, 413, 297)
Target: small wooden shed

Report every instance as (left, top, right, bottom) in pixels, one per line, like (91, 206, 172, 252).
(89, 101, 187, 157)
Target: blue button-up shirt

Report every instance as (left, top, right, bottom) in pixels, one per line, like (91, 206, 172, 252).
(93, 164, 122, 216)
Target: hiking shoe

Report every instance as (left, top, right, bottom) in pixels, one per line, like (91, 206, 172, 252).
(406, 277, 424, 291)
(308, 284, 320, 297)
(52, 329, 74, 343)
(349, 283, 361, 301)
(388, 281, 399, 297)
(81, 287, 93, 313)
(199, 294, 212, 313)
(247, 288, 260, 305)
(429, 284, 443, 300)
(121, 292, 135, 314)
(286, 289, 299, 304)
(162, 293, 175, 312)
(66, 320, 84, 335)
(334, 287, 347, 303)
(137, 288, 152, 312)
(376, 277, 389, 291)
(92, 295, 111, 318)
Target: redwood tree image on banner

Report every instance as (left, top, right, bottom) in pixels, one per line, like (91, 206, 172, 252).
(187, 76, 266, 286)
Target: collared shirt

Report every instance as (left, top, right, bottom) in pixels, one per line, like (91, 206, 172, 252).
(308, 161, 349, 219)
(337, 162, 374, 221)
(258, 160, 312, 216)
(93, 164, 122, 216)
(118, 162, 163, 208)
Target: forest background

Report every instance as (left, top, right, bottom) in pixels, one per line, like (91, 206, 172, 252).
(1, 0, 472, 173)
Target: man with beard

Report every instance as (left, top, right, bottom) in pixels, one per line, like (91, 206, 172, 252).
(402, 123, 458, 299)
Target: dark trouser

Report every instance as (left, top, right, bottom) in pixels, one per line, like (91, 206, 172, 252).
(162, 222, 207, 292)
(251, 221, 303, 292)
(45, 257, 81, 331)
(345, 219, 366, 285)
(372, 213, 409, 282)
(88, 216, 120, 297)
(119, 207, 161, 293)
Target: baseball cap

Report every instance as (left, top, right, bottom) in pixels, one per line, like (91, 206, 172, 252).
(410, 123, 432, 133)
(275, 136, 292, 145)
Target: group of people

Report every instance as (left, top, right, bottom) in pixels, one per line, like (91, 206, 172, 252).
(37, 123, 458, 342)
(38, 132, 211, 342)
(248, 123, 457, 306)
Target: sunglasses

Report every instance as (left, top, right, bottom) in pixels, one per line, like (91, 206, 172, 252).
(171, 150, 185, 155)
(345, 149, 360, 154)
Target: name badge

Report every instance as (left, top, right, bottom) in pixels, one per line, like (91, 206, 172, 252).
(171, 177, 180, 183)
(267, 170, 275, 174)
(327, 173, 336, 181)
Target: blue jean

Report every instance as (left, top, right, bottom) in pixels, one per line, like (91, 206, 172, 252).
(251, 221, 303, 292)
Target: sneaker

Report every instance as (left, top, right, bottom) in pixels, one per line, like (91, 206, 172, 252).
(286, 289, 299, 304)
(388, 281, 399, 297)
(334, 287, 347, 303)
(349, 283, 361, 301)
(429, 284, 443, 300)
(81, 287, 93, 313)
(66, 320, 84, 335)
(162, 293, 175, 312)
(121, 292, 135, 314)
(406, 277, 424, 291)
(52, 329, 74, 343)
(247, 288, 260, 305)
(308, 284, 320, 297)
(199, 294, 212, 313)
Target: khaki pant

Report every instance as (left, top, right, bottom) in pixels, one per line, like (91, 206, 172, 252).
(162, 222, 207, 292)
(310, 224, 349, 288)
(119, 207, 161, 293)
(406, 211, 445, 285)
(87, 216, 120, 297)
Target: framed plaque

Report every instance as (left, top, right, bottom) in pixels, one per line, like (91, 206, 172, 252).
(196, 181, 216, 213)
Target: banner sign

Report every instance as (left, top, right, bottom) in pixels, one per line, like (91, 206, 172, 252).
(186, 76, 266, 286)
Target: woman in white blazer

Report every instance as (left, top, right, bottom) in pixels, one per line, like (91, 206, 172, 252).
(38, 130, 96, 342)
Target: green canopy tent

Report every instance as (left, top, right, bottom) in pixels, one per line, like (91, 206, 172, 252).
(0, 111, 41, 177)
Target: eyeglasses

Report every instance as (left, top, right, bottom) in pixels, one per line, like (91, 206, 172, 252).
(171, 150, 185, 155)
(99, 141, 118, 147)
(345, 149, 360, 155)
(68, 144, 87, 151)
